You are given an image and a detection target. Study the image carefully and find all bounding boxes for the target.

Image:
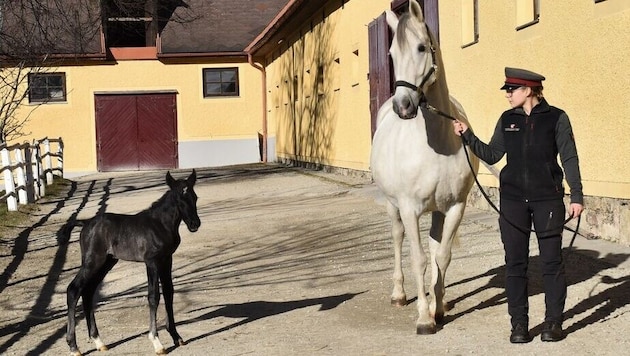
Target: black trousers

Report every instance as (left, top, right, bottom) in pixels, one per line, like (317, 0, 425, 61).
(499, 198, 567, 328)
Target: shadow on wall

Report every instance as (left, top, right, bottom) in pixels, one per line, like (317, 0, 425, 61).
(273, 16, 337, 168)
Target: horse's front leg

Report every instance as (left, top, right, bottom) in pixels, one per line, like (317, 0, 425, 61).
(400, 206, 434, 334)
(146, 263, 166, 355)
(159, 257, 185, 347)
(429, 204, 465, 323)
(386, 202, 407, 306)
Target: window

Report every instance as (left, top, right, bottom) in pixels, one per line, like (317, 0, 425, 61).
(203, 68, 239, 97)
(28, 73, 66, 103)
(105, 0, 156, 47)
(515, 0, 540, 30)
(461, 0, 479, 48)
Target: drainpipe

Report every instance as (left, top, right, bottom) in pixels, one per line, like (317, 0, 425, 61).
(248, 53, 268, 163)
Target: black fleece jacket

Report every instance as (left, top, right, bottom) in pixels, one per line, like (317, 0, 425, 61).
(463, 98, 584, 204)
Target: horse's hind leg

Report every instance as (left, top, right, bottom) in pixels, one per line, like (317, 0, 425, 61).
(386, 202, 407, 307)
(158, 256, 185, 347)
(146, 262, 166, 355)
(66, 269, 87, 356)
(82, 256, 118, 352)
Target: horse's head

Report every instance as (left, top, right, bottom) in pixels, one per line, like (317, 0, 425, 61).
(166, 169, 201, 232)
(386, 0, 438, 119)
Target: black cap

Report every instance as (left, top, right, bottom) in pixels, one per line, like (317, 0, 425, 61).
(500, 67, 545, 90)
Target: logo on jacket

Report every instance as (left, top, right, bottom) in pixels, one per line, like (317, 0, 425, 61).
(505, 123, 520, 132)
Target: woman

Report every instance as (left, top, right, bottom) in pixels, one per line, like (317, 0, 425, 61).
(453, 67, 584, 343)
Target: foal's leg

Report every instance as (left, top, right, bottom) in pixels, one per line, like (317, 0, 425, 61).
(66, 268, 88, 356)
(158, 256, 185, 346)
(386, 202, 407, 306)
(399, 205, 433, 334)
(146, 262, 166, 355)
(66, 253, 113, 355)
(82, 256, 118, 352)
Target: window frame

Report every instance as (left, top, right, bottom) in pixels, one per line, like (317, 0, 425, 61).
(461, 0, 479, 48)
(28, 72, 67, 103)
(515, 0, 540, 31)
(202, 67, 240, 98)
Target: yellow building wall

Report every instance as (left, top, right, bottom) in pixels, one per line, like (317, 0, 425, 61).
(12, 60, 265, 175)
(440, 0, 630, 200)
(266, 0, 391, 171)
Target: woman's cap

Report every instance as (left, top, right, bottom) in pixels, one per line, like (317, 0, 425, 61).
(500, 67, 545, 90)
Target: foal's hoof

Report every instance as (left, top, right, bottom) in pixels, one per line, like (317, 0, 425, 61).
(416, 323, 437, 335)
(390, 298, 407, 307)
(156, 348, 167, 355)
(177, 339, 187, 346)
(98, 345, 109, 352)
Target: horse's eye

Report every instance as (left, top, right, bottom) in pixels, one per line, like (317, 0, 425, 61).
(418, 44, 426, 52)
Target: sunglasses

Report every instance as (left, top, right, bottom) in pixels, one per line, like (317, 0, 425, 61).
(505, 87, 525, 94)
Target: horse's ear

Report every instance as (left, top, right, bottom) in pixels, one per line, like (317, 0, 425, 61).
(409, 0, 424, 22)
(385, 10, 398, 31)
(166, 171, 176, 188)
(187, 169, 197, 186)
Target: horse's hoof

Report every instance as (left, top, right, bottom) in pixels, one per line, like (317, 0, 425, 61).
(177, 339, 187, 346)
(416, 323, 437, 335)
(155, 348, 167, 355)
(391, 298, 407, 307)
(434, 312, 444, 324)
(70, 351, 82, 356)
(98, 345, 109, 352)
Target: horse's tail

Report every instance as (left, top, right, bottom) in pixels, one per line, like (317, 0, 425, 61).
(56, 219, 87, 245)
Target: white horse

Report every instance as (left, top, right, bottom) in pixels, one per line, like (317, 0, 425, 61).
(370, 0, 479, 334)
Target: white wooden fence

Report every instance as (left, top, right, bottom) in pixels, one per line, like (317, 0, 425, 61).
(0, 137, 63, 211)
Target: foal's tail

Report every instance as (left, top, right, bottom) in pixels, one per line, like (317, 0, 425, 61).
(56, 219, 87, 245)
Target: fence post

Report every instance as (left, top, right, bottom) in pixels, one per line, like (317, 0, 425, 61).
(24, 145, 36, 203)
(44, 138, 53, 185)
(32, 142, 45, 198)
(1, 147, 18, 211)
(57, 138, 64, 178)
(14, 147, 28, 205)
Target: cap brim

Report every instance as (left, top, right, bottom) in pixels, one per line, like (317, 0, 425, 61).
(500, 83, 522, 90)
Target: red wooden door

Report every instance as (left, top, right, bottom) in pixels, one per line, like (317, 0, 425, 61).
(95, 93, 177, 171)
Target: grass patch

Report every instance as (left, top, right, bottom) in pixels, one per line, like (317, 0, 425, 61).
(0, 177, 71, 240)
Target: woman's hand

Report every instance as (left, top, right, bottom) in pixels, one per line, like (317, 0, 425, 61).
(569, 203, 584, 218)
(453, 120, 469, 136)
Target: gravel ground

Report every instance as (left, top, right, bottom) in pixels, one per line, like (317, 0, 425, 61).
(1, 164, 629, 356)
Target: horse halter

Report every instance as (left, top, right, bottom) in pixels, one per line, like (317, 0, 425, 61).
(393, 24, 438, 96)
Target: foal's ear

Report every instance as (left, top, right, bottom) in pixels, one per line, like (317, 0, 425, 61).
(187, 169, 197, 186)
(166, 171, 176, 188)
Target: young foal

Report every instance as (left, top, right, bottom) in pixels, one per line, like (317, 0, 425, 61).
(57, 170, 201, 356)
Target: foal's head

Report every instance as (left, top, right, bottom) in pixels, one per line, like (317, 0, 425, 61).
(386, 0, 437, 119)
(166, 169, 201, 232)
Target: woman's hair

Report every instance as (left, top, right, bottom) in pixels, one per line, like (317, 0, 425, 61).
(531, 86, 544, 99)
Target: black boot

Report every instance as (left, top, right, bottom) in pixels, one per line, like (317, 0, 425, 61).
(510, 324, 532, 343)
(541, 321, 564, 342)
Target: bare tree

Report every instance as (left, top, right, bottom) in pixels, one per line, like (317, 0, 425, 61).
(0, 0, 102, 143)
(0, 0, 195, 143)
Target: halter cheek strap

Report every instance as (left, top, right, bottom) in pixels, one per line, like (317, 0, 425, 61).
(393, 24, 438, 96)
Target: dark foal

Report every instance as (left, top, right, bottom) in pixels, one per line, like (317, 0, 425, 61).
(57, 170, 201, 356)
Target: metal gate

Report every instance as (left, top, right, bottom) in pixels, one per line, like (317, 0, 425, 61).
(95, 93, 178, 171)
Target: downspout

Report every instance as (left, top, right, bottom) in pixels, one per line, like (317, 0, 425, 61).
(248, 54, 268, 163)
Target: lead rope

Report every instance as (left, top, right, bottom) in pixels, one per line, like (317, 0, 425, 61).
(420, 101, 581, 251)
